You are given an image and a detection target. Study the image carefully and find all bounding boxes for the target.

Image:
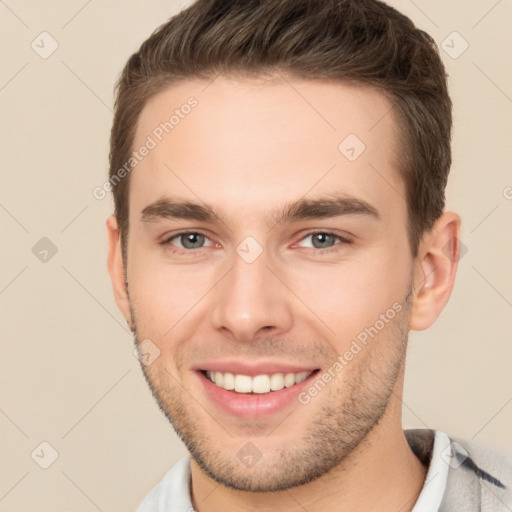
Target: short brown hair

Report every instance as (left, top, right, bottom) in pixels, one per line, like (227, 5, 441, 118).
(109, 0, 451, 260)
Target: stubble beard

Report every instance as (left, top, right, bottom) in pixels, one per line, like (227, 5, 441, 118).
(130, 288, 412, 492)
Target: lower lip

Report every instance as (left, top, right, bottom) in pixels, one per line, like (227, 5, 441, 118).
(196, 370, 320, 419)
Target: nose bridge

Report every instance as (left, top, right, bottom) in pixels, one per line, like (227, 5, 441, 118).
(210, 245, 293, 341)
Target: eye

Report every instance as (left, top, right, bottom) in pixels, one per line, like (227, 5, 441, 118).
(161, 230, 351, 255)
(297, 231, 351, 251)
(163, 231, 215, 250)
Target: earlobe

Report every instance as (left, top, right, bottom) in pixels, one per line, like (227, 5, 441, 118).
(106, 215, 132, 328)
(409, 211, 462, 331)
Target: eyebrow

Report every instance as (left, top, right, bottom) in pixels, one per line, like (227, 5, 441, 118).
(140, 195, 381, 226)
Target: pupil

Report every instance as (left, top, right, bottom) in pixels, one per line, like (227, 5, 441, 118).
(313, 233, 333, 249)
(183, 233, 204, 249)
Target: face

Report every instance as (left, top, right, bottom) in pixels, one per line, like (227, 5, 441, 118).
(117, 75, 418, 491)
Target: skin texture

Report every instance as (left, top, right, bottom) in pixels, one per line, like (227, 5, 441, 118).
(107, 75, 461, 511)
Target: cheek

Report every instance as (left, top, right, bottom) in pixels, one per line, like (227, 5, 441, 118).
(286, 247, 411, 348)
(128, 250, 217, 337)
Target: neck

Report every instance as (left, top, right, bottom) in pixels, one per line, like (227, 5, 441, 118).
(190, 395, 427, 512)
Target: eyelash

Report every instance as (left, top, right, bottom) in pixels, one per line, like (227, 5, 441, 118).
(160, 230, 353, 256)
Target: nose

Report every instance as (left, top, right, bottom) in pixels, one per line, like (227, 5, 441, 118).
(210, 247, 293, 343)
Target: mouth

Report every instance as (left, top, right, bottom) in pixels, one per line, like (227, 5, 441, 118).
(196, 367, 321, 419)
(201, 369, 318, 394)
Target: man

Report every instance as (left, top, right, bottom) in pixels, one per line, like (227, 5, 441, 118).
(105, 0, 512, 510)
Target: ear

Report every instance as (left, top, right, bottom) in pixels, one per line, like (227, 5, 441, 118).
(106, 215, 132, 329)
(409, 211, 462, 331)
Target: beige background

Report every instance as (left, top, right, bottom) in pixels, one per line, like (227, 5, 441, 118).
(1, 0, 511, 510)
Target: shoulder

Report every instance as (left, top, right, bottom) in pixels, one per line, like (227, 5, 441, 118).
(445, 435, 512, 510)
(406, 429, 512, 511)
(135, 456, 193, 512)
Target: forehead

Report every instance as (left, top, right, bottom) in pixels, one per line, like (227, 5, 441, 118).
(130, 75, 404, 223)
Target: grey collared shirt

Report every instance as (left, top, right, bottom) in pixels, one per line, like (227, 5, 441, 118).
(136, 430, 512, 511)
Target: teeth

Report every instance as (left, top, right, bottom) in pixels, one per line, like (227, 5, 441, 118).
(295, 371, 310, 384)
(270, 373, 284, 391)
(205, 370, 314, 394)
(223, 372, 235, 390)
(235, 374, 252, 393)
(284, 373, 295, 387)
(252, 375, 270, 394)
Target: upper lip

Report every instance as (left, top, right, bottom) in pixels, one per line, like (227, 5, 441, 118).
(192, 360, 320, 377)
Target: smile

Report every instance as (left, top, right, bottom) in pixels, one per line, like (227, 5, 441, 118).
(203, 370, 314, 394)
